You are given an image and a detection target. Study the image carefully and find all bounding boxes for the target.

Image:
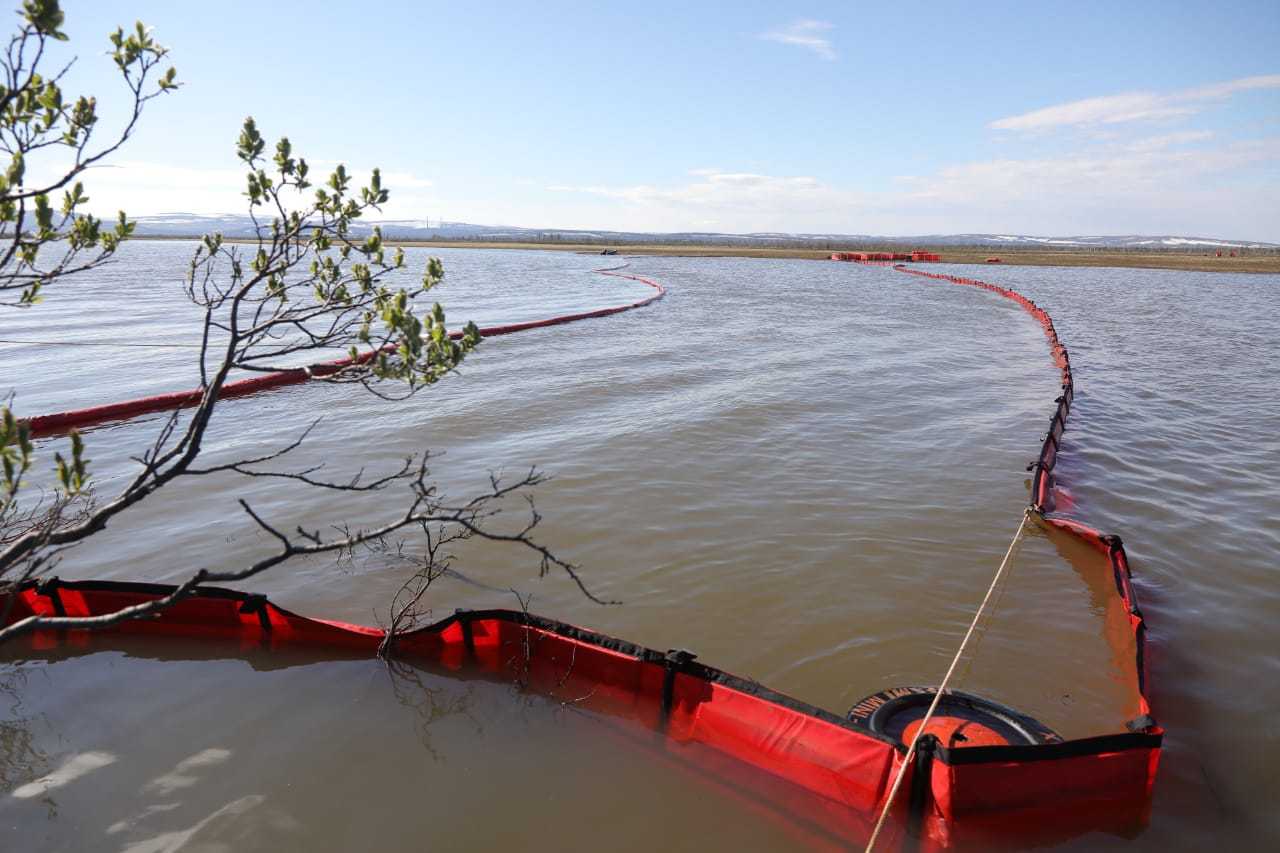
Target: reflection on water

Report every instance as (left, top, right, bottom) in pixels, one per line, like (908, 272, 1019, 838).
(11, 750, 117, 800)
(1, 636, 834, 852)
(2, 245, 1277, 849)
(0, 665, 54, 819)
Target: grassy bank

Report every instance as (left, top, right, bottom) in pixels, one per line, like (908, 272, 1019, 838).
(381, 240, 1280, 274)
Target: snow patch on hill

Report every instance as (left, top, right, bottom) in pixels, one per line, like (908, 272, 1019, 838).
(125, 214, 1278, 250)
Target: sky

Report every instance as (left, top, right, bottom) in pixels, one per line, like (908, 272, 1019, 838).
(30, 1, 1280, 240)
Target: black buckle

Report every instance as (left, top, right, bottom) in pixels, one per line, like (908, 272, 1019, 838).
(35, 576, 66, 616)
(237, 593, 271, 632)
(659, 649, 698, 731)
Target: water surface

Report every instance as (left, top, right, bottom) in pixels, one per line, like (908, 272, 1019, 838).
(2, 243, 1276, 849)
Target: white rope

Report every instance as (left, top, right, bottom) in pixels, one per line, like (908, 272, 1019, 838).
(863, 507, 1033, 853)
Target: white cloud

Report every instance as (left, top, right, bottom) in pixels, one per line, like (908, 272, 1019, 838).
(545, 134, 1280, 239)
(309, 160, 433, 190)
(54, 160, 246, 214)
(24, 158, 438, 219)
(1118, 130, 1214, 152)
(991, 74, 1280, 132)
(380, 171, 433, 189)
(888, 135, 1280, 238)
(1182, 75, 1280, 100)
(548, 170, 846, 222)
(903, 136, 1280, 204)
(21, 127, 1277, 240)
(760, 19, 836, 61)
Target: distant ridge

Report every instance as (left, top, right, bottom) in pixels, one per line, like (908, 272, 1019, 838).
(126, 214, 1279, 250)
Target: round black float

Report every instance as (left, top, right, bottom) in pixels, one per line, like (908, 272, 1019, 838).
(848, 687, 1061, 748)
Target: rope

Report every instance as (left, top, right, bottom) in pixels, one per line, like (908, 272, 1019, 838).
(864, 507, 1034, 852)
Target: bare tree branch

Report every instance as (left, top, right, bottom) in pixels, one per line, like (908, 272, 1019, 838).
(1, 461, 602, 644)
(0, 10, 598, 646)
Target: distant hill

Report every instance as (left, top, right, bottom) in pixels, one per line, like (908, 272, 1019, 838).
(127, 214, 1278, 250)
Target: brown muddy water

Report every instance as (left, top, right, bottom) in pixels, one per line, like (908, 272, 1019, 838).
(1, 244, 1277, 850)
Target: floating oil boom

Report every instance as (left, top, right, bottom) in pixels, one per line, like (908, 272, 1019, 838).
(5, 263, 1160, 850)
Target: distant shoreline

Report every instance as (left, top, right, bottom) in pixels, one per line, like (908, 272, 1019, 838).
(129, 235, 1280, 274)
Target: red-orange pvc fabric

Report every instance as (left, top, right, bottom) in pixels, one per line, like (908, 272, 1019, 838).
(891, 266, 1071, 513)
(890, 264, 1158, 726)
(5, 263, 1166, 848)
(6, 577, 1161, 850)
(23, 269, 665, 438)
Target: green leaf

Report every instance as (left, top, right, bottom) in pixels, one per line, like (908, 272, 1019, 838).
(23, 0, 68, 39)
(237, 117, 265, 164)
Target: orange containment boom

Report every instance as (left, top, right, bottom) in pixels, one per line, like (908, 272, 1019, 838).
(831, 251, 940, 265)
(6, 578, 1161, 850)
(6, 262, 1163, 849)
(21, 268, 665, 438)
(890, 263, 1158, 724)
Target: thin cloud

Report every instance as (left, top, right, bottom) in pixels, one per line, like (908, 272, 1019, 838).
(901, 137, 1280, 205)
(542, 132, 1279, 239)
(1120, 130, 1214, 152)
(547, 171, 834, 212)
(27, 159, 438, 218)
(991, 74, 1280, 132)
(761, 19, 836, 61)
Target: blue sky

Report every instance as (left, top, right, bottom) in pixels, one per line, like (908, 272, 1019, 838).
(36, 1, 1280, 239)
